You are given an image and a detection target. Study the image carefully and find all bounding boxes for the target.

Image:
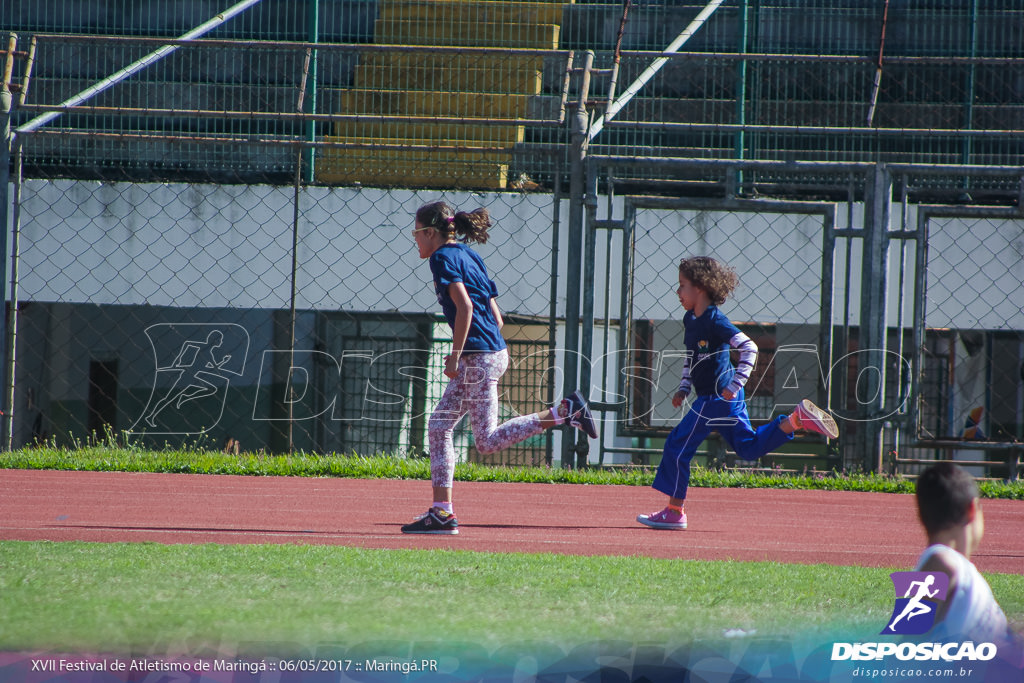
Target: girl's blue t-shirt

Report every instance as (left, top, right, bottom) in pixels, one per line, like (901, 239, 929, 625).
(429, 243, 507, 352)
(683, 305, 742, 395)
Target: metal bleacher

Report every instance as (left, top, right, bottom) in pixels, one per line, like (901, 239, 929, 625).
(315, 0, 573, 190)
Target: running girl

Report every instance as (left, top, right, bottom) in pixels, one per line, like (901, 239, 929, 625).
(404, 200, 597, 534)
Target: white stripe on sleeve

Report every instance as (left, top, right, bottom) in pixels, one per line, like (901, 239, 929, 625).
(726, 331, 757, 394)
(677, 352, 692, 396)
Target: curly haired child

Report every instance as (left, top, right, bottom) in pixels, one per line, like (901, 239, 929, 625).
(637, 256, 839, 530)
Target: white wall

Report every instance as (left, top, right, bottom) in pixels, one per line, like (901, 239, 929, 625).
(14, 180, 564, 318)
(588, 199, 1024, 330)
(14, 179, 1022, 330)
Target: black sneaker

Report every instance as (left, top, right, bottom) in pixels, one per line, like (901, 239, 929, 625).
(564, 390, 598, 439)
(401, 507, 459, 535)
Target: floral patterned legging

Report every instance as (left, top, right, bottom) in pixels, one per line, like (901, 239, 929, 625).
(428, 349, 543, 489)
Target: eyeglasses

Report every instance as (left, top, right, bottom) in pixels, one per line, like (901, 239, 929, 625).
(411, 226, 432, 236)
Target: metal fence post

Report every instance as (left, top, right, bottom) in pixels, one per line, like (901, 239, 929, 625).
(2, 140, 20, 452)
(562, 50, 593, 468)
(303, 0, 319, 185)
(857, 163, 892, 471)
(0, 33, 15, 449)
(577, 157, 599, 468)
(962, 0, 979, 169)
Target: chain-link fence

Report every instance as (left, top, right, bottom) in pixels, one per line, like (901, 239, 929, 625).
(3, 2, 1023, 476)
(6, 169, 562, 465)
(904, 203, 1024, 479)
(573, 161, 1023, 477)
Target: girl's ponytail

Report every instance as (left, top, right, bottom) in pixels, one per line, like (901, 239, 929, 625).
(416, 201, 491, 244)
(452, 208, 491, 244)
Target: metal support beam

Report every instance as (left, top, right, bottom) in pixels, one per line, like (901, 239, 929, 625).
(302, 0, 319, 185)
(0, 33, 14, 449)
(2, 142, 20, 451)
(15, 0, 263, 136)
(588, 0, 725, 142)
(577, 159, 599, 468)
(857, 164, 892, 471)
(734, 0, 749, 191)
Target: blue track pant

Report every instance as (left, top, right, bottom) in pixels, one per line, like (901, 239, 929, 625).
(652, 390, 793, 501)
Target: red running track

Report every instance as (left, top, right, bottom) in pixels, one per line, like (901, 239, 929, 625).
(2, 469, 1022, 573)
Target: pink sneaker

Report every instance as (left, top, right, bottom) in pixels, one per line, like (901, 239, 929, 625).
(637, 507, 687, 530)
(793, 399, 839, 439)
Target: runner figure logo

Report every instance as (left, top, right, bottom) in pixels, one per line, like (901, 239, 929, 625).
(130, 323, 249, 435)
(882, 571, 950, 635)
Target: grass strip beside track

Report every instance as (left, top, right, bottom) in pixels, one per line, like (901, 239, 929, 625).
(3, 447, 1023, 499)
(0, 540, 967, 655)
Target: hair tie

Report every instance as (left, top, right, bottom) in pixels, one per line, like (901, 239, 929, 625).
(446, 216, 455, 225)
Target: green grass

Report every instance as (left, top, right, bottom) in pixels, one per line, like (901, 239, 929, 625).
(0, 541, 903, 655)
(3, 541, 1021, 656)
(3, 445, 1023, 499)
